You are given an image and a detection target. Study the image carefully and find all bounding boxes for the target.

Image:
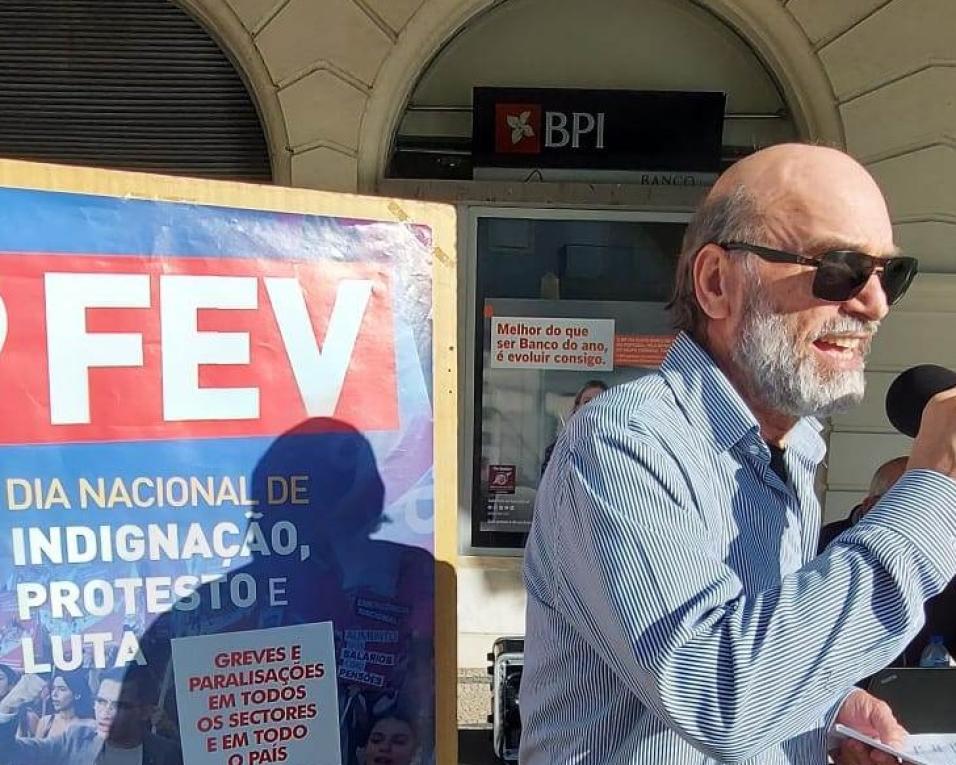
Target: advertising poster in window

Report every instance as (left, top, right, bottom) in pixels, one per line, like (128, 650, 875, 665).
(478, 298, 675, 537)
(0, 160, 457, 765)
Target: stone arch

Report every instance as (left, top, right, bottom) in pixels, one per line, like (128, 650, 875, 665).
(357, 0, 845, 192)
(175, 0, 292, 184)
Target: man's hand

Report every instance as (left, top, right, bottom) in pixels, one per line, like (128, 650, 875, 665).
(0, 673, 45, 716)
(907, 387, 956, 479)
(834, 689, 907, 764)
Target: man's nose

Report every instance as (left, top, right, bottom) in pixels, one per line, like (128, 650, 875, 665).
(843, 272, 889, 322)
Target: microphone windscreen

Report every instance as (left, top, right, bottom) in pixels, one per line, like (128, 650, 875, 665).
(885, 364, 956, 437)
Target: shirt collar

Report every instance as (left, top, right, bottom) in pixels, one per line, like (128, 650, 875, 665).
(659, 332, 826, 464)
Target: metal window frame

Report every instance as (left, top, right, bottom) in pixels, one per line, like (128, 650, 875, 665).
(459, 204, 693, 556)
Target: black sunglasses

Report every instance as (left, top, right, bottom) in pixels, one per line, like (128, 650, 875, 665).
(718, 241, 918, 305)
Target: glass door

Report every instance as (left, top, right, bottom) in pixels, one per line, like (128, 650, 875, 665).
(464, 209, 691, 552)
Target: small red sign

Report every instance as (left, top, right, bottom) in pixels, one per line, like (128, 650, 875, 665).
(613, 334, 677, 368)
(494, 103, 541, 154)
(488, 464, 516, 494)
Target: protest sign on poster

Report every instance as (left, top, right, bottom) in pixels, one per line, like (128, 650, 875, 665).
(171, 623, 339, 765)
(0, 159, 457, 765)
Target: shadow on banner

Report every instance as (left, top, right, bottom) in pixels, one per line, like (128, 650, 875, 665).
(0, 420, 437, 765)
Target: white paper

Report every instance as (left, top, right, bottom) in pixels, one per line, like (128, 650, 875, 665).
(905, 735, 956, 765)
(833, 725, 956, 765)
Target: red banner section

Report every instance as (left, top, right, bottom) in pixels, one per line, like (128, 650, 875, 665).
(0, 253, 397, 444)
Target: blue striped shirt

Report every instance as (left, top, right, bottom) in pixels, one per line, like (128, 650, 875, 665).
(521, 332, 956, 764)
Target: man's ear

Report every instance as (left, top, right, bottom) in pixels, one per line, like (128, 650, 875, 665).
(850, 497, 876, 523)
(693, 243, 734, 322)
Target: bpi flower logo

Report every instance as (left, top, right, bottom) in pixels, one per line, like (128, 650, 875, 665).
(508, 112, 534, 143)
(495, 103, 541, 154)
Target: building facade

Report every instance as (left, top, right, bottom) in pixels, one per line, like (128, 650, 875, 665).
(2, 0, 955, 672)
(125, 0, 956, 668)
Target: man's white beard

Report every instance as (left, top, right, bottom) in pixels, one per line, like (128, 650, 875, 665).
(733, 288, 877, 419)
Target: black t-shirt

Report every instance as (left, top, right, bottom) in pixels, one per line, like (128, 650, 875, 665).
(767, 443, 788, 485)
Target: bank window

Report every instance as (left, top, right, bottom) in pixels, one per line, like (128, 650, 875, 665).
(470, 213, 688, 550)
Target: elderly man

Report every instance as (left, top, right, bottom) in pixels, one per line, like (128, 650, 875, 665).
(521, 143, 956, 764)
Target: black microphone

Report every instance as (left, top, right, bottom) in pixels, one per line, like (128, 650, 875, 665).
(885, 365, 956, 437)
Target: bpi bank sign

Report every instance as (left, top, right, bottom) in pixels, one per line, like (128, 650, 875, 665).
(494, 102, 606, 153)
(473, 86, 725, 172)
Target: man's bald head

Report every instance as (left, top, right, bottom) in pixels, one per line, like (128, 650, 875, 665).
(854, 455, 908, 520)
(710, 144, 892, 250)
(709, 144, 882, 204)
(669, 143, 894, 336)
(868, 456, 908, 498)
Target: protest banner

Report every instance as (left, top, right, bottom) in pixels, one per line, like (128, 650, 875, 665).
(0, 159, 457, 765)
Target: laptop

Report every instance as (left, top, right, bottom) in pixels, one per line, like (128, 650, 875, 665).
(867, 668, 956, 733)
